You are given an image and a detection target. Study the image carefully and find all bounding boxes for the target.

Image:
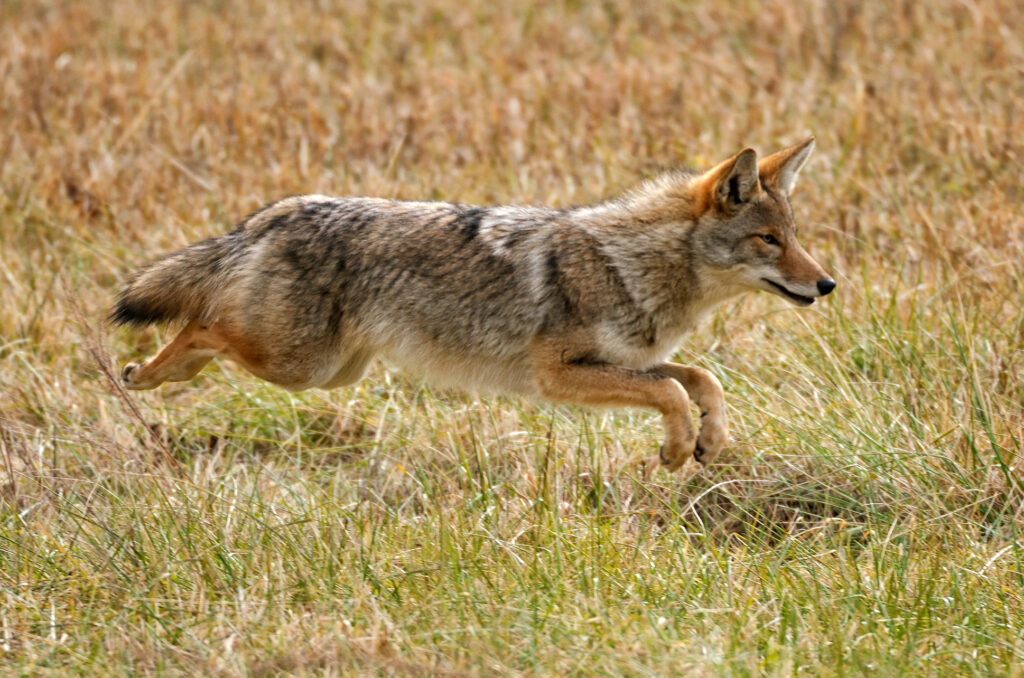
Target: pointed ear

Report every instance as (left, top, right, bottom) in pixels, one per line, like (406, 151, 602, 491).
(702, 148, 760, 212)
(758, 137, 815, 195)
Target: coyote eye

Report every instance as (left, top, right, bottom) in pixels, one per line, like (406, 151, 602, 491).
(759, 234, 780, 245)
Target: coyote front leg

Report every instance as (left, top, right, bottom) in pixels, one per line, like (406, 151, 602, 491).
(652, 363, 729, 464)
(531, 338, 698, 472)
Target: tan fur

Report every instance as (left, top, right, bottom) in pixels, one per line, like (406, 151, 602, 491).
(112, 139, 835, 474)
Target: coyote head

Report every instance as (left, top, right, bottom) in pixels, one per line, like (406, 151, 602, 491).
(690, 138, 835, 306)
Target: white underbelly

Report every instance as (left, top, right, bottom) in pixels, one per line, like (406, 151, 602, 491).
(594, 325, 684, 370)
(380, 345, 538, 396)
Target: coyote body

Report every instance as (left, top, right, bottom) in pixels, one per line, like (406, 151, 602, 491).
(113, 139, 834, 473)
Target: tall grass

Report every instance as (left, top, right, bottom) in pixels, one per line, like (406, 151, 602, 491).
(2, 0, 1023, 674)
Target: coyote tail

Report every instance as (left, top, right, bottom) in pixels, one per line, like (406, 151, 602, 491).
(110, 235, 237, 327)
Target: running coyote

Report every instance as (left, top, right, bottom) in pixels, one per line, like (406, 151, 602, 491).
(112, 138, 835, 473)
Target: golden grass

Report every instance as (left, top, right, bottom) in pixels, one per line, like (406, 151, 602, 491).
(2, 0, 1023, 674)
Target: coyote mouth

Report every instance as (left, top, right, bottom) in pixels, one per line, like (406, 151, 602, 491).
(762, 279, 815, 306)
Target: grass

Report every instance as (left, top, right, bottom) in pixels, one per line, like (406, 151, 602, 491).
(2, 0, 1023, 674)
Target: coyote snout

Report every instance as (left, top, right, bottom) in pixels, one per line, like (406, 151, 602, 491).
(112, 137, 834, 476)
(757, 230, 835, 307)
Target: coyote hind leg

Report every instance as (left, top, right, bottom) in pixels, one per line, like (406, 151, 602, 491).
(120, 319, 342, 391)
(121, 320, 221, 390)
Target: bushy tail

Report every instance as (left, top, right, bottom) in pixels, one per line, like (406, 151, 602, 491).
(110, 235, 238, 327)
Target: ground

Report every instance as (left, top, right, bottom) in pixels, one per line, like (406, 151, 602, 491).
(1, 0, 1023, 674)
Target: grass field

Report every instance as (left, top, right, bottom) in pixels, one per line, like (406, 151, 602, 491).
(2, 0, 1023, 674)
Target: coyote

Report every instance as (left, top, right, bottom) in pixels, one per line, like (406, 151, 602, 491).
(112, 138, 834, 473)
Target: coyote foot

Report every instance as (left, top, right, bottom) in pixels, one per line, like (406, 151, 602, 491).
(121, 362, 144, 389)
(642, 435, 696, 479)
(693, 411, 729, 465)
(643, 416, 728, 479)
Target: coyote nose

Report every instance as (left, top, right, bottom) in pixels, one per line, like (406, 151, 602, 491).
(817, 279, 836, 296)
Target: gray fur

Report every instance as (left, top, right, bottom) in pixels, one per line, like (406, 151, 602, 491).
(113, 139, 834, 473)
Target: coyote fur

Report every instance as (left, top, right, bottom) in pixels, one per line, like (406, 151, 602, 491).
(112, 138, 835, 473)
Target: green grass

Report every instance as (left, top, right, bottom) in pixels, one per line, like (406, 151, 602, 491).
(2, 0, 1024, 674)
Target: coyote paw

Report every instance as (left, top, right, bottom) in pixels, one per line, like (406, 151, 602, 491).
(121, 362, 143, 389)
(693, 412, 729, 465)
(645, 431, 698, 477)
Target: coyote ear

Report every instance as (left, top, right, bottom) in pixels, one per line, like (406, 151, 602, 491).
(703, 148, 760, 212)
(758, 137, 815, 195)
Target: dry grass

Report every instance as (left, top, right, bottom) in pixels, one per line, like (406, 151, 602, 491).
(2, 0, 1023, 674)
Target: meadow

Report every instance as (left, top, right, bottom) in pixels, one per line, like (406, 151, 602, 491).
(1, 0, 1023, 674)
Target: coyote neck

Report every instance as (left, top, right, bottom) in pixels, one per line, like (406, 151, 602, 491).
(579, 210, 740, 338)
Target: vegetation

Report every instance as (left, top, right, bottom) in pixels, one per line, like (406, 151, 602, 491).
(2, 0, 1022, 674)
